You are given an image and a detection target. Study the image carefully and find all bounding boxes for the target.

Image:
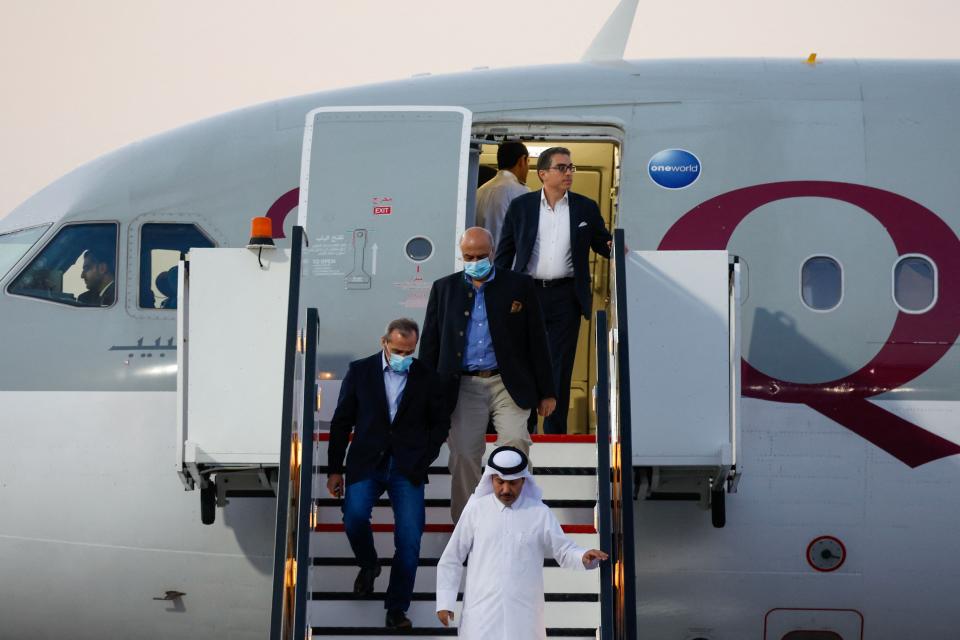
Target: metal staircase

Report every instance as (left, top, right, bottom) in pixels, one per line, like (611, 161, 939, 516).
(307, 435, 603, 638)
(266, 274, 638, 639)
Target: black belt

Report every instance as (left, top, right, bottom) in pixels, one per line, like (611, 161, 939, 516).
(533, 277, 574, 288)
(461, 369, 500, 378)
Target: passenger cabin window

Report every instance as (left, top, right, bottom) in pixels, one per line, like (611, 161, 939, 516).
(139, 223, 214, 309)
(7, 223, 118, 307)
(801, 256, 842, 311)
(0, 225, 49, 279)
(893, 255, 936, 313)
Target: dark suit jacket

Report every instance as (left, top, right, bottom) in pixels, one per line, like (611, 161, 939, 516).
(328, 353, 450, 486)
(77, 281, 116, 307)
(495, 190, 612, 318)
(420, 268, 555, 410)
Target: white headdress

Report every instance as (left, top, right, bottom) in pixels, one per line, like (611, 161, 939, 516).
(471, 445, 543, 503)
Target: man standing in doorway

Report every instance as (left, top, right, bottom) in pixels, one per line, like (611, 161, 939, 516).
(475, 142, 529, 245)
(496, 147, 612, 434)
(420, 227, 556, 522)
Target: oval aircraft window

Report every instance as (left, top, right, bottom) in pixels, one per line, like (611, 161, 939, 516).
(800, 256, 842, 311)
(405, 236, 434, 262)
(893, 255, 936, 313)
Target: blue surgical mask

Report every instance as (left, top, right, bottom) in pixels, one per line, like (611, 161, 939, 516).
(388, 352, 413, 373)
(464, 257, 492, 279)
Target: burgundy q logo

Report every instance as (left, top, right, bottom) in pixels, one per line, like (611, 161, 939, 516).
(660, 181, 960, 467)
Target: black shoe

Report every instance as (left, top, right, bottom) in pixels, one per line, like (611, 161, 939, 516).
(353, 564, 381, 597)
(385, 609, 412, 630)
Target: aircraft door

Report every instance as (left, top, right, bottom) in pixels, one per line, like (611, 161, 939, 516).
(297, 106, 472, 407)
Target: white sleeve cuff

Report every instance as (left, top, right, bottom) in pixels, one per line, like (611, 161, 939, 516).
(436, 589, 459, 612)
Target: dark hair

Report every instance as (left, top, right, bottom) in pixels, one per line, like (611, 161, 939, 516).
(536, 146, 572, 172)
(497, 142, 529, 170)
(383, 317, 420, 342)
(83, 246, 115, 275)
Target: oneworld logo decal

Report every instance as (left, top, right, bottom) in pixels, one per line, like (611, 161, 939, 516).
(648, 149, 701, 189)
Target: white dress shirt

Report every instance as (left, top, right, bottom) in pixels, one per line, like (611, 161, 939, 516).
(526, 190, 573, 280)
(475, 170, 528, 245)
(381, 352, 407, 423)
(435, 492, 589, 640)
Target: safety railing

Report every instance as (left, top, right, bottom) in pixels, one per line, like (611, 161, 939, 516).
(268, 227, 314, 640)
(595, 309, 615, 640)
(608, 228, 638, 640)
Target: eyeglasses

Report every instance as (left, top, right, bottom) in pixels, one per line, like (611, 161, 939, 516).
(549, 164, 576, 174)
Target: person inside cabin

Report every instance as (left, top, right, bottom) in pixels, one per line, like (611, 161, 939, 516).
(435, 445, 607, 639)
(156, 266, 179, 309)
(77, 246, 116, 307)
(475, 141, 530, 246)
(419, 226, 556, 523)
(495, 147, 613, 435)
(326, 318, 451, 630)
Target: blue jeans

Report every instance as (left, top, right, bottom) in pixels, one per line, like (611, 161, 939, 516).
(342, 461, 425, 612)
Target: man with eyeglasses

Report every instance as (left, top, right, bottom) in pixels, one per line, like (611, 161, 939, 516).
(496, 147, 612, 434)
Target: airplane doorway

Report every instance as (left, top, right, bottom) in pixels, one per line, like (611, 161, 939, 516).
(471, 124, 622, 434)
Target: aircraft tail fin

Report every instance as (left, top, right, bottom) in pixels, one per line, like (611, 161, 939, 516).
(581, 0, 640, 63)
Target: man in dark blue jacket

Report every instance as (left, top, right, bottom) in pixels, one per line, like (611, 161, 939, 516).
(496, 147, 613, 434)
(327, 318, 451, 630)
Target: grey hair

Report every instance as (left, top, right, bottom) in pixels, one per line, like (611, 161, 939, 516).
(536, 146, 572, 172)
(382, 317, 420, 342)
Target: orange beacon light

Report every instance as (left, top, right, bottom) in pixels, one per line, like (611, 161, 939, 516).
(248, 217, 275, 248)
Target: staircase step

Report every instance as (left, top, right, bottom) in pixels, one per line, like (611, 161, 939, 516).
(311, 530, 599, 558)
(307, 474, 595, 501)
(308, 600, 599, 629)
(310, 564, 600, 593)
(308, 628, 597, 638)
(311, 592, 598, 602)
(312, 437, 598, 468)
(316, 503, 595, 526)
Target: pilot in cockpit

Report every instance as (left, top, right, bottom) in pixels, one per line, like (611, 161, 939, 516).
(77, 247, 116, 307)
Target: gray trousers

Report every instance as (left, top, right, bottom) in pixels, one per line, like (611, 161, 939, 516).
(448, 374, 532, 522)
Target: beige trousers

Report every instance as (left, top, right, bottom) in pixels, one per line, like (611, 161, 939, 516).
(448, 374, 532, 522)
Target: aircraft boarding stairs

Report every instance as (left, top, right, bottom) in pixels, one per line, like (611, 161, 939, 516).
(175, 227, 737, 640)
(308, 434, 603, 638)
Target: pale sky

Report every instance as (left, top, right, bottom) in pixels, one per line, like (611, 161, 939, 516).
(1, 0, 957, 218)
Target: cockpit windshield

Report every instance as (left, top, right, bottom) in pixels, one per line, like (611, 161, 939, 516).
(0, 225, 49, 279)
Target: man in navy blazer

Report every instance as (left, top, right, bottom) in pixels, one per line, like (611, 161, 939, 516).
(420, 227, 556, 521)
(327, 318, 451, 630)
(495, 147, 613, 434)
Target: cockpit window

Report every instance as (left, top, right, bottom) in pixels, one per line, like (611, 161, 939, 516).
(139, 223, 214, 309)
(0, 225, 49, 279)
(7, 223, 118, 307)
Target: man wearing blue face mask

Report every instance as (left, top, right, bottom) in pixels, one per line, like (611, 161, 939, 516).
(421, 227, 556, 522)
(327, 318, 451, 630)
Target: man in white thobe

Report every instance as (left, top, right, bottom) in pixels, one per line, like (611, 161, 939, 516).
(435, 446, 607, 639)
(475, 142, 530, 245)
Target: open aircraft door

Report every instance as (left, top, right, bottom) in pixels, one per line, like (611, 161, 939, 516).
(174, 106, 471, 510)
(608, 232, 742, 527)
(298, 106, 472, 409)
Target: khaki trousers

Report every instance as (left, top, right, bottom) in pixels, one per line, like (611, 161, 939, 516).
(448, 374, 532, 522)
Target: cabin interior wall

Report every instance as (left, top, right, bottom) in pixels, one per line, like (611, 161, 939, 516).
(478, 140, 618, 434)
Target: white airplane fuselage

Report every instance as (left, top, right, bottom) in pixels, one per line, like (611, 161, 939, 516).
(1, 59, 959, 639)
